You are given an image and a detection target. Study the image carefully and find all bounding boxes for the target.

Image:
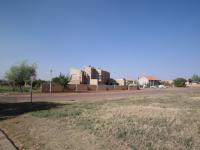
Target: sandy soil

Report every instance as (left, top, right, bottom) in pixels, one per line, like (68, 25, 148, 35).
(0, 115, 130, 150)
(0, 87, 199, 103)
(1, 87, 200, 150)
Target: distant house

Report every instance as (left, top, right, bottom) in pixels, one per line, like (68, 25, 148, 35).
(138, 76, 160, 88)
(69, 68, 88, 84)
(160, 80, 173, 86)
(69, 65, 110, 85)
(116, 78, 126, 86)
(126, 79, 138, 86)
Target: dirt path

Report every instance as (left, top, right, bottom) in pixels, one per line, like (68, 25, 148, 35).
(0, 88, 199, 103)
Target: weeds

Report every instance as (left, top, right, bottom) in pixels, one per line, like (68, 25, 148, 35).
(29, 92, 200, 149)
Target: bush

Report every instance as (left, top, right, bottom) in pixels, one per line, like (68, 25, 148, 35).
(192, 74, 200, 82)
(52, 73, 71, 88)
(32, 79, 46, 88)
(5, 61, 37, 92)
(173, 78, 187, 87)
(0, 86, 13, 93)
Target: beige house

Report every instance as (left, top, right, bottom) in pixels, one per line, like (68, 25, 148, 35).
(69, 65, 110, 85)
(69, 68, 87, 84)
(96, 68, 110, 85)
(116, 78, 126, 86)
(138, 76, 160, 87)
(125, 79, 138, 86)
(84, 66, 99, 81)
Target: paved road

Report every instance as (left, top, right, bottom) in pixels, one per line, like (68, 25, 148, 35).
(0, 88, 199, 103)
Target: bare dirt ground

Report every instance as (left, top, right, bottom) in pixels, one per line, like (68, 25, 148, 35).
(1, 87, 200, 150)
(0, 87, 199, 103)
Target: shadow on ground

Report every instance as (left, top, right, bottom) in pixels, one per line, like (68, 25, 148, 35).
(0, 102, 64, 121)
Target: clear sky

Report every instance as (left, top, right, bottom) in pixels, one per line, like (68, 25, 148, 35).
(0, 0, 200, 80)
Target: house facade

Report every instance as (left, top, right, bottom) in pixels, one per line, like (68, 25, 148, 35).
(69, 66, 111, 85)
(69, 68, 88, 84)
(116, 78, 126, 86)
(138, 76, 160, 87)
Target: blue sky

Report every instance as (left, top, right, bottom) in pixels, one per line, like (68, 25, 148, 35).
(0, 0, 200, 80)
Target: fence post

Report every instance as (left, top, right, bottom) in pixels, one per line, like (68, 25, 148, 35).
(96, 84, 98, 91)
(76, 84, 78, 92)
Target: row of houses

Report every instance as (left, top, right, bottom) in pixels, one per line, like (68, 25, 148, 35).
(69, 65, 170, 88)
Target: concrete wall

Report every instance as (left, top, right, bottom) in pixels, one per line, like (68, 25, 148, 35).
(42, 84, 138, 93)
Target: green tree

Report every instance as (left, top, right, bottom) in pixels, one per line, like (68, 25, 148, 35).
(5, 61, 37, 92)
(191, 74, 200, 82)
(32, 79, 46, 89)
(52, 73, 71, 89)
(173, 78, 187, 87)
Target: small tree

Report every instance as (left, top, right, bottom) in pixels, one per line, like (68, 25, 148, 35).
(32, 79, 46, 89)
(52, 73, 71, 90)
(192, 74, 200, 82)
(173, 78, 187, 87)
(5, 61, 37, 92)
(106, 78, 117, 85)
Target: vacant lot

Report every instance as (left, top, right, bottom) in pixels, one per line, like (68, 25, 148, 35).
(1, 88, 200, 150)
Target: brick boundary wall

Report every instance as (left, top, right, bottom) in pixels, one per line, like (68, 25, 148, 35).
(88, 85, 97, 91)
(42, 83, 64, 93)
(42, 83, 138, 93)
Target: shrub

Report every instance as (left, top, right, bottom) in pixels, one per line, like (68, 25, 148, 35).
(52, 73, 71, 89)
(32, 79, 46, 88)
(173, 78, 187, 87)
(5, 61, 37, 92)
(192, 74, 200, 82)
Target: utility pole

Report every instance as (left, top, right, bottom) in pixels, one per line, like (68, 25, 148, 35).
(30, 76, 35, 103)
(50, 69, 53, 94)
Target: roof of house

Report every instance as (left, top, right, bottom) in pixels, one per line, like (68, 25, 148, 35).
(145, 76, 157, 80)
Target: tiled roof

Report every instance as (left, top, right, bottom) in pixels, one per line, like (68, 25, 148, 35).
(145, 76, 157, 80)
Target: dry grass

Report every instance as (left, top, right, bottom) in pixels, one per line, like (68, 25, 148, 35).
(1, 90, 200, 149)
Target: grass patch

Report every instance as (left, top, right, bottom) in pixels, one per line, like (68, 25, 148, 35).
(0, 86, 15, 93)
(0, 85, 40, 93)
(28, 92, 200, 149)
(31, 102, 98, 118)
